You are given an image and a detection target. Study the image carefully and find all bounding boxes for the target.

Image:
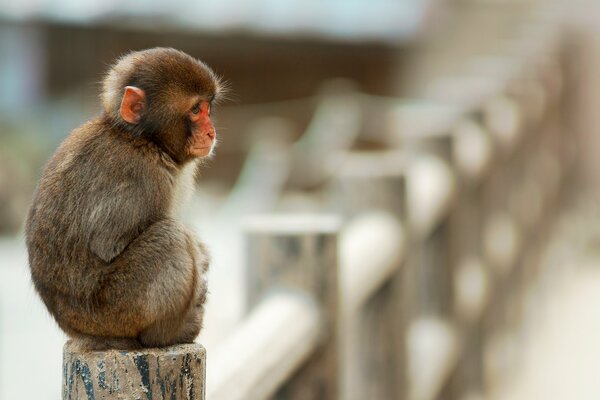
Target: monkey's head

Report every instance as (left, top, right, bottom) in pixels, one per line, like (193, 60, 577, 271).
(102, 47, 225, 164)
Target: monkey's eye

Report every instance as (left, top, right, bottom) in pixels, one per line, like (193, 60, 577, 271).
(191, 103, 201, 115)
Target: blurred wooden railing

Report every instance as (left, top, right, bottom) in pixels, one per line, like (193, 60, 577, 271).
(208, 21, 572, 400)
(63, 19, 573, 400)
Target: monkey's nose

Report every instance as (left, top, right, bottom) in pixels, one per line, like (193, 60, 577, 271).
(206, 129, 216, 140)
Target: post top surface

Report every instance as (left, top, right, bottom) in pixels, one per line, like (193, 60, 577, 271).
(63, 340, 206, 358)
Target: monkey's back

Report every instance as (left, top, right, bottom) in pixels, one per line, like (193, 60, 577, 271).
(25, 117, 174, 335)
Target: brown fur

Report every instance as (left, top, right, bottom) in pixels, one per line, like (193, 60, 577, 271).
(25, 48, 221, 350)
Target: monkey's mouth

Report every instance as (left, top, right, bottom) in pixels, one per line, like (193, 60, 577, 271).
(191, 145, 213, 157)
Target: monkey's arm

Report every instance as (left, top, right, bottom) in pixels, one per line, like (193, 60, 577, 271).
(75, 217, 205, 344)
(87, 185, 154, 263)
(82, 146, 166, 264)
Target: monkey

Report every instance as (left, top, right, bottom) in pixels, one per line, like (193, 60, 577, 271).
(25, 47, 225, 350)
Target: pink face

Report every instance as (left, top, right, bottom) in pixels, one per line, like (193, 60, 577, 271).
(188, 100, 215, 158)
(119, 85, 218, 161)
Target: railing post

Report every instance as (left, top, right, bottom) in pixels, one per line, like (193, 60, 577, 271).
(332, 150, 407, 400)
(417, 79, 519, 399)
(449, 117, 495, 399)
(417, 80, 513, 399)
(480, 90, 526, 391)
(62, 342, 206, 400)
(245, 214, 341, 399)
(383, 103, 463, 400)
(406, 147, 456, 320)
(403, 128, 461, 400)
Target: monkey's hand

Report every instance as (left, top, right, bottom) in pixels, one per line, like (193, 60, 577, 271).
(182, 232, 209, 339)
(188, 235, 209, 309)
(185, 231, 210, 274)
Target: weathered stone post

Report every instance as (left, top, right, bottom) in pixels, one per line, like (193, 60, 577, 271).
(62, 341, 206, 400)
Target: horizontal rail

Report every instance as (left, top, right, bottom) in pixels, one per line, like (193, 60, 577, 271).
(483, 95, 522, 152)
(407, 154, 456, 237)
(408, 318, 460, 400)
(340, 212, 406, 313)
(452, 119, 494, 183)
(455, 256, 491, 323)
(483, 211, 521, 275)
(207, 290, 321, 400)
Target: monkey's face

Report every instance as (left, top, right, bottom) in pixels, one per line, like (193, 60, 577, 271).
(120, 86, 218, 163)
(186, 98, 216, 158)
(122, 87, 219, 163)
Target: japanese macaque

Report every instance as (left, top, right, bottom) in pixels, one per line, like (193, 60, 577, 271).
(25, 47, 225, 350)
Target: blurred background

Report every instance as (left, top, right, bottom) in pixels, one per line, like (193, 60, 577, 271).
(2, 0, 600, 399)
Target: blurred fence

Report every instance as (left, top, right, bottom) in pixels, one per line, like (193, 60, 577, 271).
(208, 18, 570, 400)
(63, 14, 575, 400)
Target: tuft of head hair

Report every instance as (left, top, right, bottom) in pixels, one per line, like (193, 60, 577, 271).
(101, 47, 225, 118)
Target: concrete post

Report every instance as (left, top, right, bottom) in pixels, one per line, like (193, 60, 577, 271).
(245, 214, 341, 399)
(62, 341, 206, 400)
(332, 149, 407, 400)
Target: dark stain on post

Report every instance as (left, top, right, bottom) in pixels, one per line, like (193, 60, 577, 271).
(67, 360, 75, 400)
(62, 342, 206, 400)
(183, 353, 195, 399)
(170, 381, 177, 400)
(75, 359, 96, 400)
(156, 358, 167, 399)
(63, 362, 69, 398)
(134, 354, 153, 400)
(65, 359, 75, 400)
(111, 354, 119, 394)
(96, 360, 107, 390)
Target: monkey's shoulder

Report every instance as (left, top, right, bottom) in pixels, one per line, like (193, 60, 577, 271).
(74, 119, 157, 165)
(33, 118, 173, 227)
(48, 119, 170, 188)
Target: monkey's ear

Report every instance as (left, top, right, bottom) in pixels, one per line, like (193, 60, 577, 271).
(120, 86, 146, 124)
